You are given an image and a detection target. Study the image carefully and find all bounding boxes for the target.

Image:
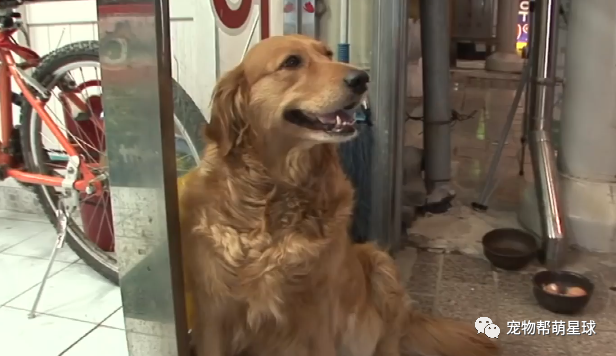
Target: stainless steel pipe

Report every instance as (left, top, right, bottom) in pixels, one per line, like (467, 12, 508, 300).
(528, 0, 567, 269)
(368, 0, 407, 250)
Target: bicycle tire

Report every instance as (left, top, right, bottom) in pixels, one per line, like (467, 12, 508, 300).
(19, 40, 206, 285)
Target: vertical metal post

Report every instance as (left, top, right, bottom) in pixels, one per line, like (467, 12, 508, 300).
(558, 0, 616, 252)
(338, 0, 350, 63)
(486, 0, 524, 72)
(369, 0, 407, 250)
(296, 0, 303, 34)
(519, 0, 536, 176)
(420, 0, 454, 206)
(527, 0, 566, 269)
(96, 0, 189, 355)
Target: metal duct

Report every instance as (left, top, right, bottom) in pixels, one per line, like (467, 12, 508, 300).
(527, 0, 567, 269)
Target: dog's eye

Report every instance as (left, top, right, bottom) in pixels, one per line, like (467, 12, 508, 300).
(280, 55, 302, 69)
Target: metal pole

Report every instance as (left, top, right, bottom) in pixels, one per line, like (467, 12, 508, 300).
(369, 0, 407, 251)
(486, 0, 524, 72)
(528, 0, 566, 269)
(558, 0, 616, 252)
(96, 0, 189, 354)
(419, 0, 454, 206)
(340, 0, 349, 43)
(337, 0, 350, 63)
(519, 0, 536, 176)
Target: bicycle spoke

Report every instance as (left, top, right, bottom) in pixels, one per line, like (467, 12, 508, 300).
(93, 195, 111, 248)
(23, 42, 202, 284)
(34, 63, 110, 251)
(40, 89, 101, 164)
(66, 67, 106, 160)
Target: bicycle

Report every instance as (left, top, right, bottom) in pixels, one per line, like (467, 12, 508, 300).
(0, 2, 206, 287)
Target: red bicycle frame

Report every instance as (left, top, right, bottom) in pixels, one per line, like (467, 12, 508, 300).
(0, 28, 103, 193)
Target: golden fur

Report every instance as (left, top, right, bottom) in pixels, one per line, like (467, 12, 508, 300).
(180, 34, 499, 356)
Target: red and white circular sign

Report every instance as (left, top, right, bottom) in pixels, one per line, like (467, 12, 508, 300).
(211, 0, 270, 39)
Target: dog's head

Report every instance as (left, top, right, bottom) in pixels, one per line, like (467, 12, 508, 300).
(205, 35, 369, 156)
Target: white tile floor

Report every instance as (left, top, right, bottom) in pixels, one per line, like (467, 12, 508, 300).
(0, 210, 128, 356)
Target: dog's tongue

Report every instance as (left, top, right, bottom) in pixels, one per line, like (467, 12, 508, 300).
(317, 110, 355, 128)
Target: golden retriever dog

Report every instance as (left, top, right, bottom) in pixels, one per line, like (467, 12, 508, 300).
(179, 34, 499, 356)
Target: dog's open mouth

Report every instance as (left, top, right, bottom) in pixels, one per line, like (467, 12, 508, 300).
(284, 109, 357, 135)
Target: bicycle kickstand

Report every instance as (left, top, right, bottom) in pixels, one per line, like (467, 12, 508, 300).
(29, 156, 81, 319)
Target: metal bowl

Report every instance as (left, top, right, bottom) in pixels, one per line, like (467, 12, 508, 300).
(532, 270, 594, 315)
(482, 228, 538, 270)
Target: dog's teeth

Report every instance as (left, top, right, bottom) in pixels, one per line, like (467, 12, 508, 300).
(333, 115, 343, 132)
(340, 118, 355, 126)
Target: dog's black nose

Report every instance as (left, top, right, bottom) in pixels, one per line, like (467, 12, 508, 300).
(344, 69, 369, 94)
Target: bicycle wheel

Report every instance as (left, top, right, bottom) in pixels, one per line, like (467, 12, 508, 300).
(19, 40, 206, 285)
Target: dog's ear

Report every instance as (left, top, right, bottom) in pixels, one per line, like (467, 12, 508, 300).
(205, 65, 249, 156)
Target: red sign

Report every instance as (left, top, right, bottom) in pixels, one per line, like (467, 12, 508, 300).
(284, 2, 295, 13)
(212, 0, 270, 39)
(517, 0, 530, 43)
(303, 1, 314, 13)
